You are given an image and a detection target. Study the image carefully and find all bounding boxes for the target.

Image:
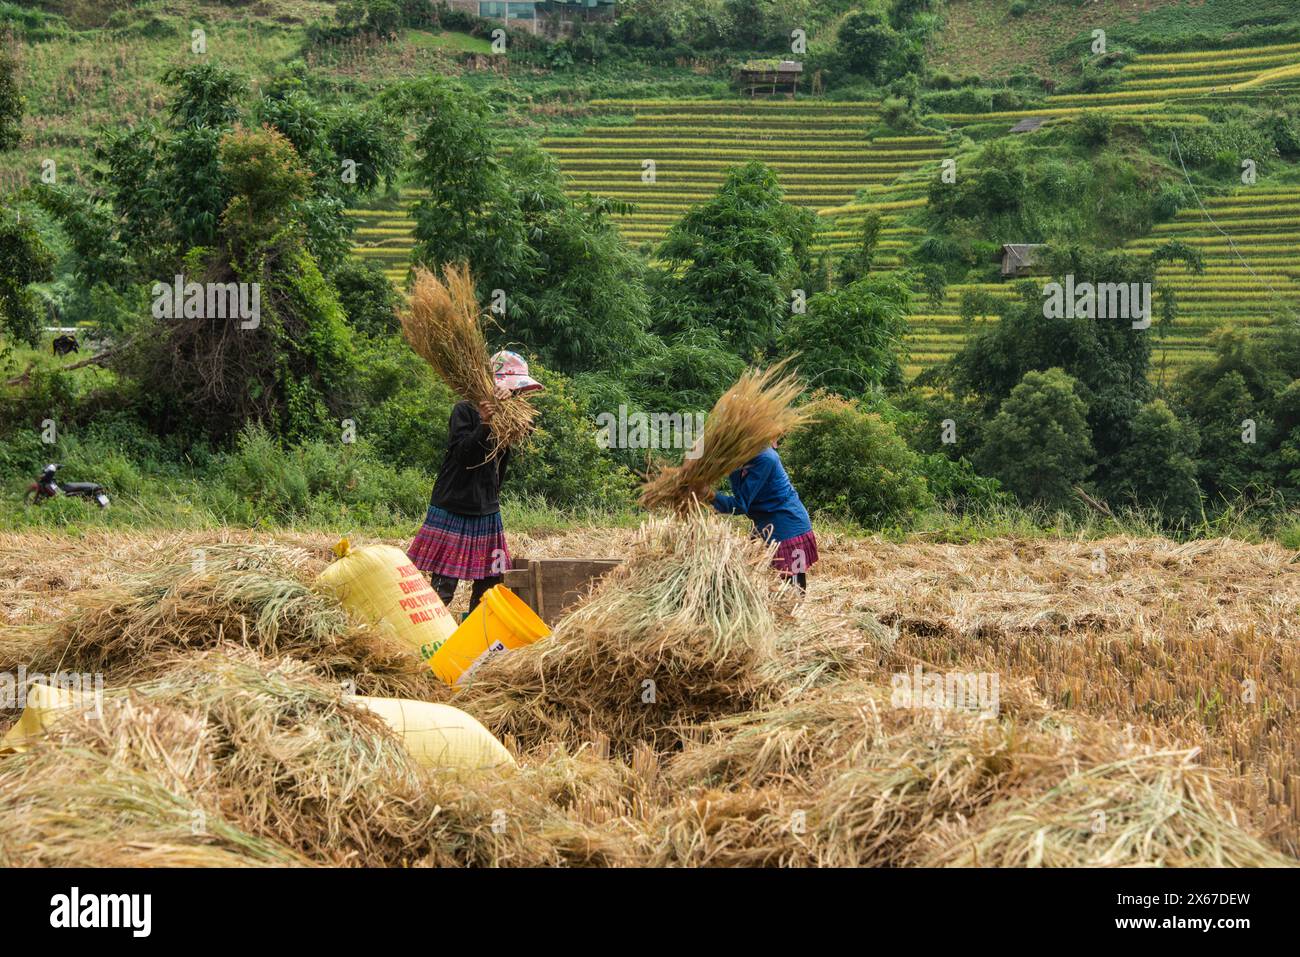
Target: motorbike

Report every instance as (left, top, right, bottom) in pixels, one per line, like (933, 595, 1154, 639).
(25, 464, 110, 508)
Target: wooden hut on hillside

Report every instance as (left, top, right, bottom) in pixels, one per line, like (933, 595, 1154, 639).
(1001, 243, 1047, 277)
(736, 60, 803, 98)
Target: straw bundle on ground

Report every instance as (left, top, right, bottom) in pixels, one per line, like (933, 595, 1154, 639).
(457, 511, 789, 756)
(399, 263, 536, 458)
(915, 748, 1295, 867)
(653, 680, 1290, 867)
(0, 649, 638, 867)
(0, 544, 439, 701)
(0, 702, 310, 868)
(640, 363, 811, 511)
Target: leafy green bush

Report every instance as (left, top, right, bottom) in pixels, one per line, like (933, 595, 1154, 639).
(781, 274, 911, 395)
(1073, 111, 1113, 147)
(1109, 399, 1201, 525)
(781, 395, 934, 527)
(974, 368, 1094, 509)
(917, 453, 1005, 509)
(1178, 115, 1278, 176)
(0, 204, 55, 346)
(215, 424, 428, 526)
(507, 366, 636, 511)
(333, 259, 400, 336)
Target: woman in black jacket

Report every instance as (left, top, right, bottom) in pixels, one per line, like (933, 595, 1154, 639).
(407, 351, 542, 614)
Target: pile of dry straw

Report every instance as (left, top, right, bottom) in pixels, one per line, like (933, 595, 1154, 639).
(0, 509, 1289, 867)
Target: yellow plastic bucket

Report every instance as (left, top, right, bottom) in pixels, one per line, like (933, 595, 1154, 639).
(429, 584, 551, 685)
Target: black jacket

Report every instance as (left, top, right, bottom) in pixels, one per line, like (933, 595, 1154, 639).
(429, 401, 510, 516)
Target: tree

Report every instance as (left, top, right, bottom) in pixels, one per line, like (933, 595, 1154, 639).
(219, 124, 314, 255)
(952, 243, 1200, 481)
(495, 145, 650, 373)
(1272, 379, 1300, 495)
(781, 273, 910, 395)
(836, 9, 901, 84)
(837, 210, 881, 285)
(409, 81, 525, 289)
(657, 161, 815, 358)
(1109, 399, 1201, 524)
(326, 106, 404, 195)
(926, 138, 1028, 221)
(975, 368, 1094, 508)
(1184, 369, 1273, 502)
(124, 126, 358, 441)
(162, 63, 245, 129)
(254, 93, 403, 274)
(0, 204, 54, 345)
(336, 0, 403, 37)
(408, 82, 648, 374)
(781, 394, 934, 526)
(0, 51, 23, 153)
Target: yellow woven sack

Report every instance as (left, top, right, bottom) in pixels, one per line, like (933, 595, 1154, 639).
(1, 682, 90, 754)
(347, 695, 515, 771)
(316, 538, 457, 662)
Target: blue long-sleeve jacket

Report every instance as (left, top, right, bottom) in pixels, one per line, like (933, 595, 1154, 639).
(711, 446, 812, 543)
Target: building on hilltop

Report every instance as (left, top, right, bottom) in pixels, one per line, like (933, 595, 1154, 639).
(448, 0, 616, 37)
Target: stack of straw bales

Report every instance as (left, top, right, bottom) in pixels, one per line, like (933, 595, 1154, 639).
(0, 544, 439, 701)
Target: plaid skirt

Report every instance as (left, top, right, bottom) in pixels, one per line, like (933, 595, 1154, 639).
(769, 529, 819, 575)
(407, 506, 510, 581)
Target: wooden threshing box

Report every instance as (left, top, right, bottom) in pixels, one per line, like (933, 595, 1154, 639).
(504, 557, 622, 625)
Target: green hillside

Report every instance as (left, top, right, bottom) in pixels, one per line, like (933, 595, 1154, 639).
(342, 26, 1300, 381)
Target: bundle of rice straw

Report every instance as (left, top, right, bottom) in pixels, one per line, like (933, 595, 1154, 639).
(0, 544, 440, 701)
(0, 649, 637, 867)
(0, 687, 310, 868)
(640, 362, 811, 512)
(652, 680, 1292, 867)
(457, 511, 787, 756)
(399, 262, 537, 459)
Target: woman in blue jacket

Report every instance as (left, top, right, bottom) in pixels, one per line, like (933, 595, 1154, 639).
(708, 443, 818, 591)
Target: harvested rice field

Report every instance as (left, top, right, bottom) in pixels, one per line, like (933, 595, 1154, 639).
(2, 520, 1296, 867)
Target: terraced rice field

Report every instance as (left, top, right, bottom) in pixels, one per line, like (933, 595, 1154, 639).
(816, 177, 1020, 380)
(346, 196, 419, 289)
(1127, 190, 1300, 374)
(885, 190, 1300, 381)
(345, 41, 1300, 381)
(543, 99, 951, 253)
(939, 40, 1300, 127)
(346, 98, 955, 284)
